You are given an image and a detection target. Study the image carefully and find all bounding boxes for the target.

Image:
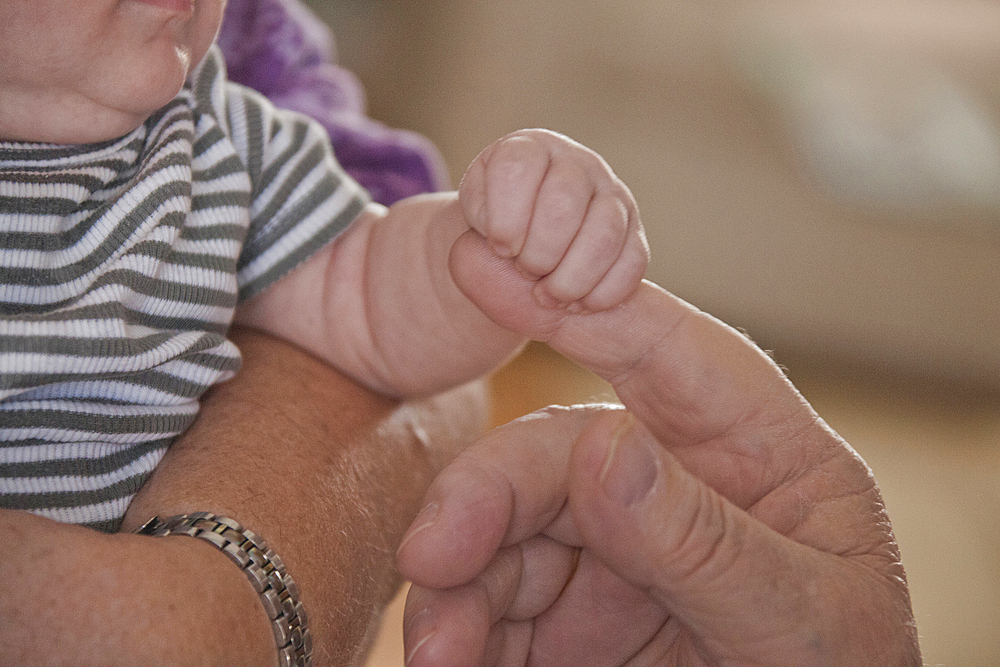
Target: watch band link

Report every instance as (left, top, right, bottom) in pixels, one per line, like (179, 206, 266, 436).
(136, 512, 313, 667)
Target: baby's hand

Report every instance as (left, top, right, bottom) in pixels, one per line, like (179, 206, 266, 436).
(457, 129, 648, 315)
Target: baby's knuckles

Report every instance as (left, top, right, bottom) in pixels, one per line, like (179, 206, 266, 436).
(484, 131, 553, 177)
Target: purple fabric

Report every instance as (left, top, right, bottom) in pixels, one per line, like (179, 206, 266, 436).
(218, 0, 449, 205)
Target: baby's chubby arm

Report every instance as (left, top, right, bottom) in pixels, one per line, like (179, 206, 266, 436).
(237, 190, 524, 397)
(237, 129, 649, 397)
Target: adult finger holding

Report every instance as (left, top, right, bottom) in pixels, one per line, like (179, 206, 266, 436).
(399, 277, 921, 666)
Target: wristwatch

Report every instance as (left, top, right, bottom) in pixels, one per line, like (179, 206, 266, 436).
(136, 512, 313, 667)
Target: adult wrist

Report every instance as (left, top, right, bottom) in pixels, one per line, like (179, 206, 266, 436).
(136, 512, 312, 667)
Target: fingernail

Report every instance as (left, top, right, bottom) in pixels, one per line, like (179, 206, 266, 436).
(397, 501, 439, 555)
(533, 284, 564, 310)
(598, 415, 656, 506)
(490, 240, 513, 258)
(404, 608, 437, 666)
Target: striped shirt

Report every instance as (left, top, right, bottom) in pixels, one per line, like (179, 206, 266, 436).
(0, 47, 368, 532)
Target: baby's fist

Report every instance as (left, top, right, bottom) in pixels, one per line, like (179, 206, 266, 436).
(458, 129, 648, 313)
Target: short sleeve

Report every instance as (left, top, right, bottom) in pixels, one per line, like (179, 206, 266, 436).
(224, 83, 370, 302)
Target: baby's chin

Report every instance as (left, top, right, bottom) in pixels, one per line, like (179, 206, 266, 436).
(4, 71, 192, 145)
(61, 114, 154, 146)
(0, 104, 151, 145)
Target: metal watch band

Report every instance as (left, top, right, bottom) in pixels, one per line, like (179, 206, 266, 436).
(136, 512, 313, 667)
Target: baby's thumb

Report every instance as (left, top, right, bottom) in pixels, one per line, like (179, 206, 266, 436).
(567, 411, 817, 660)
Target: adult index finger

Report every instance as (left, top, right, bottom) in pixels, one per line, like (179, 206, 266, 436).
(546, 279, 829, 510)
(451, 259, 827, 509)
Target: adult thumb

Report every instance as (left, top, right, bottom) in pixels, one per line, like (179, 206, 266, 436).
(567, 410, 839, 664)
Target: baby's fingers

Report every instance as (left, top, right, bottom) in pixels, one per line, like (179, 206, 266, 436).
(533, 188, 642, 309)
(516, 154, 593, 280)
(574, 216, 649, 312)
(459, 133, 550, 258)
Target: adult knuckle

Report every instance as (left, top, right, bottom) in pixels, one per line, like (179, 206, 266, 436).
(658, 487, 740, 586)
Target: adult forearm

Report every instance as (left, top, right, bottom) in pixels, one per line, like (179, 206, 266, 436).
(1, 328, 487, 666)
(1, 507, 276, 666)
(122, 327, 488, 665)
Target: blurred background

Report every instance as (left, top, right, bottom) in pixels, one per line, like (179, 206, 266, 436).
(302, 1, 999, 665)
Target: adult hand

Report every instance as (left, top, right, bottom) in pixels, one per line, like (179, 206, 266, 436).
(396, 281, 921, 666)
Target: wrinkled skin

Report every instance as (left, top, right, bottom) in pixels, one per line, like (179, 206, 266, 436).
(397, 275, 921, 667)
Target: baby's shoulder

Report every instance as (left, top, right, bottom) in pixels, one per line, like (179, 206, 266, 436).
(183, 45, 344, 198)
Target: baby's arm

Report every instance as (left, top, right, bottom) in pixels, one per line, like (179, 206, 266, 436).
(236, 190, 520, 397)
(237, 129, 649, 397)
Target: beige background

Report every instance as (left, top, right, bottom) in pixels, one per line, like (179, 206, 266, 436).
(301, 2, 999, 665)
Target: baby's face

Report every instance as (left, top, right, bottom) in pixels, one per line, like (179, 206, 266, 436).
(0, 0, 226, 144)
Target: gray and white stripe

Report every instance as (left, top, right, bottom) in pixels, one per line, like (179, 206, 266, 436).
(1, 46, 367, 531)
